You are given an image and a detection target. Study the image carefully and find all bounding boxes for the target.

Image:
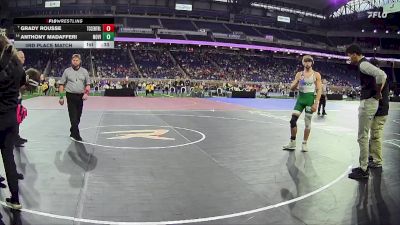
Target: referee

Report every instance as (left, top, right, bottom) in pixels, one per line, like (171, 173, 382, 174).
(58, 54, 90, 141)
(317, 79, 328, 116)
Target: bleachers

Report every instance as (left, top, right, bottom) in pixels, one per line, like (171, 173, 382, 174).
(172, 50, 222, 80)
(194, 21, 231, 33)
(93, 49, 138, 78)
(20, 43, 365, 88)
(49, 49, 91, 77)
(328, 36, 355, 46)
(214, 38, 249, 44)
(22, 49, 51, 73)
(255, 27, 291, 40)
(225, 24, 261, 36)
(161, 19, 197, 31)
(158, 34, 186, 40)
(185, 35, 213, 42)
(126, 17, 160, 28)
(133, 49, 182, 79)
(356, 37, 380, 49)
(381, 38, 400, 50)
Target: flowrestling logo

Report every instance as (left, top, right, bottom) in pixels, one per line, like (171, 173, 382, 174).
(367, 11, 388, 18)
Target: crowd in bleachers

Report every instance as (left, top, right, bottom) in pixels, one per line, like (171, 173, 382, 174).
(23, 49, 51, 72)
(240, 55, 296, 83)
(171, 49, 359, 87)
(49, 49, 91, 77)
(132, 49, 183, 79)
(93, 49, 138, 78)
(208, 52, 249, 81)
(25, 49, 137, 78)
(313, 61, 359, 87)
(172, 50, 223, 80)
(21, 47, 362, 91)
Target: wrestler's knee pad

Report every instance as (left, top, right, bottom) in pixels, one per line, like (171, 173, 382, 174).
(290, 115, 299, 128)
(304, 113, 312, 129)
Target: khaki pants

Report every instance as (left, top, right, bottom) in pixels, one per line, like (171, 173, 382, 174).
(357, 98, 379, 171)
(369, 115, 387, 165)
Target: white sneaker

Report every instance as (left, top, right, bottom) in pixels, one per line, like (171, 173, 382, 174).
(283, 140, 296, 150)
(301, 142, 308, 152)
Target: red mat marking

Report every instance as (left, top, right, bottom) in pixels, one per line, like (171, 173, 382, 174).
(23, 96, 249, 111)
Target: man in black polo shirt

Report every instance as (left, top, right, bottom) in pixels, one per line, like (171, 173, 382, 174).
(346, 45, 387, 180)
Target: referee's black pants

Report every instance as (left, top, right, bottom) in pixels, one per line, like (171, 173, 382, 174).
(0, 110, 20, 202)
(66, 92, 83, 138)
(318, 95, 327, 114)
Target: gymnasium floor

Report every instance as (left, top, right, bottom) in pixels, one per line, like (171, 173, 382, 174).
(0, 96, 399, 225)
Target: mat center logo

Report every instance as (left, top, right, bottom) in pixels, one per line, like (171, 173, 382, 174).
(102, 129, 175, 141)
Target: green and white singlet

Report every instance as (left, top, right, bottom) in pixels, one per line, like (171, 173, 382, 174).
(294, 71, 316, 114)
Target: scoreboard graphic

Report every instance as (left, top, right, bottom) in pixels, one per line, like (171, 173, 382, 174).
(13, 18, 115, 49)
